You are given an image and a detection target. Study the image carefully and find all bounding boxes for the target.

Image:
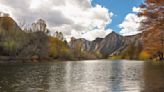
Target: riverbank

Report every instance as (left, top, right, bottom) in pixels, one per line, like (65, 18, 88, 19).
(1, 56, 164, 64)
(0, 56, 100, 64)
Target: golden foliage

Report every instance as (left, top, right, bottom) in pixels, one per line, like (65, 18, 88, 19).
(49, 37, 74, 59)
(139, 51, 150, 60)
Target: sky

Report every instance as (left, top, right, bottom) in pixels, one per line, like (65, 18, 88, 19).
(92, 0, 144, 33)
(0, 0, 145, 41)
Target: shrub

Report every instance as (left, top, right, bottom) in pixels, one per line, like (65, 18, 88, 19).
(139, 51, 150, 60)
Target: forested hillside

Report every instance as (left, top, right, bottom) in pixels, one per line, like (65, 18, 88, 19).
(0, 17, 76, 61)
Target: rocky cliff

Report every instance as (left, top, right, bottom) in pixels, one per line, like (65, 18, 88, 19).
(69, 31, 141, 58)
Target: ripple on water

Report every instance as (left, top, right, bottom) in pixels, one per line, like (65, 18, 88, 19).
(0, 60, 164, 92)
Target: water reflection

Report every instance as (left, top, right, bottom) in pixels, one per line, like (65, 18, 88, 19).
(109, 60, 144, 92)
(0, 60, 164, 92)
(142, 62, 164, 92)
(0, 63, 51, 92)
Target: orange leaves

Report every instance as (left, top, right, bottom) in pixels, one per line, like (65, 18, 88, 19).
(139, 0, 164, 59)
(146, 0, 164, 5)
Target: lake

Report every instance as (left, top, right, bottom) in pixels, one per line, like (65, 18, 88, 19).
(0, 60, 164, 92)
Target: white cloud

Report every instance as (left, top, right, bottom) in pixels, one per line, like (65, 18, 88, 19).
(132, 7, 141, 13)
(132, 6, 144, 13)
(0, 3, 13, 17)
(81, 28, 113, 41)
(0, 0, 113, 41)
(119, 13, 146, 36)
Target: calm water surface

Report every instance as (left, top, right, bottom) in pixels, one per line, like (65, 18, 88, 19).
(0, 60, 164, 92)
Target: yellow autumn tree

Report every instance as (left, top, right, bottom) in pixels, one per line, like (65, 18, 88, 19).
(49, 37, 74, 60)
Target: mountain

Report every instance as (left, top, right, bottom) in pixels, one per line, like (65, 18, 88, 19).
(0, 16, 162, 61)
(99, 32, 141, 57)
(89, 38, 103, 52)
(69, 31, 141, 58)
(98, 32, 124, 57)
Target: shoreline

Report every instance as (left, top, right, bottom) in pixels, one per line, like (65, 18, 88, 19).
(0, 56, 101, 64)
(1, 56, 163, 64)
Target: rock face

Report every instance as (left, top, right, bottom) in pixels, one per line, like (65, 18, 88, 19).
(90, 38, 103, 52)
(94, 32, 141, 57)
(69, 31, 141, 58)
(69, 37, 92, 52)
(98, 32, 124, 57)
